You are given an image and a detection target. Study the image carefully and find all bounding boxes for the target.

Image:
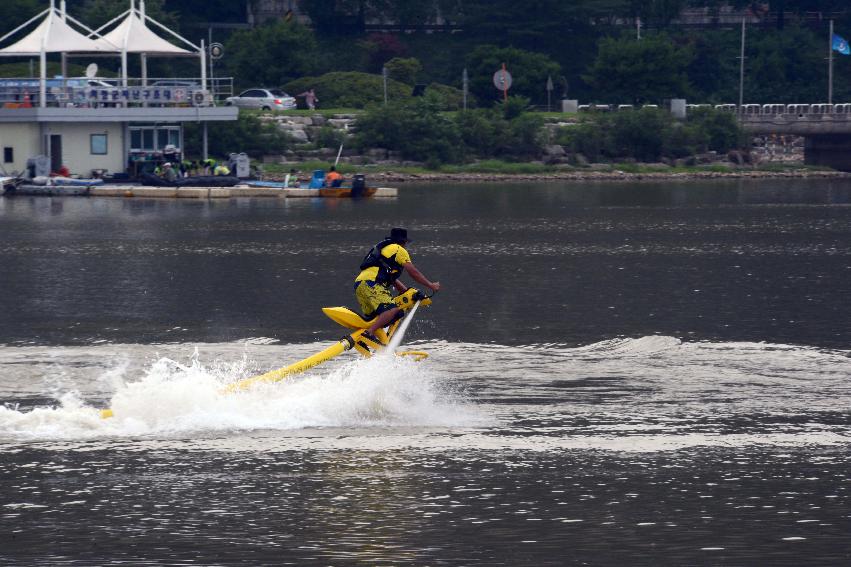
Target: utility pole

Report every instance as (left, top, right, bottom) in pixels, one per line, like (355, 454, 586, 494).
(738, 17, 746, 110)
(382, 65, 388, 105)
(637, 16, 641, 40)
(462, 68, 468, 111)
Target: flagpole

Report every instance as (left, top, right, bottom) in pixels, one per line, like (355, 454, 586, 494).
(829, 20, 834, 105)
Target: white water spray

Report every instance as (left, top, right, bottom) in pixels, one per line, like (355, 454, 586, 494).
(382, 301, 420, 355)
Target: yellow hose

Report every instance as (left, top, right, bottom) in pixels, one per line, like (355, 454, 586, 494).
(222, 337, 353, 393)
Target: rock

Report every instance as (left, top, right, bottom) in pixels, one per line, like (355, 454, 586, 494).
(543, 144, 566, 157)
(367, 148, 389, 159)
(573, 153, 589, 167)
(727, 150, 745, 165)
(311, 115, 327, 126)
(287, 129, 309, 143)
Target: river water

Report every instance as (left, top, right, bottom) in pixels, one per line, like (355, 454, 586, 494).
(1, 180, 850, 565)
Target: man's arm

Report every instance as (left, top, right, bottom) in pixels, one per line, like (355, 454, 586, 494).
(403, 261, 441, 292)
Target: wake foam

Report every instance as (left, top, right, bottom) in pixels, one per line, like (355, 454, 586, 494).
(0, 344, 481, 440)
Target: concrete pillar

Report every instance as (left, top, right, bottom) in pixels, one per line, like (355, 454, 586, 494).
(562, 99, 578, 113)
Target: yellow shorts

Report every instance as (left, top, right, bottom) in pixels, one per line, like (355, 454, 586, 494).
(355, 280, 395, 319)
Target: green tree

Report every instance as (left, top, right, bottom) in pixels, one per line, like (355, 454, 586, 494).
(75, 0, 178, 30)
(0, 0, 42, 32)
(466, 45, 561, 105)
(744, 25, 826, 103)
(583, 32, 693, 103)
(225, 21, 318, 88)
(285, 71, 410, 108)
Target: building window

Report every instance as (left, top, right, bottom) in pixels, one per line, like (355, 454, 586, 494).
(129, 125, 181, 151)
(90, 134, 108, 155)
(3, 147, 12, 163)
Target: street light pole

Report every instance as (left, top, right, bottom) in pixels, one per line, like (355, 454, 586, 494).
(738, 17, 746, 110)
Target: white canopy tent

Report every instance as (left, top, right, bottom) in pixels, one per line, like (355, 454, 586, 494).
(91, 0, 205, 89)
(0, 0, 207, 106)
(0, 1, 115, 107)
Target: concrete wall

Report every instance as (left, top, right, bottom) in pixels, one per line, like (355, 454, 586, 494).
(1, 122, 125, 176)
(0, 123, 40, 175)
(37, 123, 125, 176)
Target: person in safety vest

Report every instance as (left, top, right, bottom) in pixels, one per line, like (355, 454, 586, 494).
(214, 162, 231, 176)
(202, 158, 216, 175)
(325, 166, 343, 187)
(354, 227, 440, 344)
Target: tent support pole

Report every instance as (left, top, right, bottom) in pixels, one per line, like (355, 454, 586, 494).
(202, 122, 208, 161)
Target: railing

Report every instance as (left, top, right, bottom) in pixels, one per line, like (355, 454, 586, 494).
(0, 76, 233, 109)
(568, 103, 851, 117)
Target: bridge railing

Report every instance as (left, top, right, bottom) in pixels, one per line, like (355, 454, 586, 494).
(563, 102, 851, 116)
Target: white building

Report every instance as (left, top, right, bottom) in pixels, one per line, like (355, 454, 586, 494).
(0, 1, 237, 178)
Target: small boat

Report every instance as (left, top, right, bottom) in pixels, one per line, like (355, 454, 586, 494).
(1, 176, 20, 194)
(319, 185, 378, 198)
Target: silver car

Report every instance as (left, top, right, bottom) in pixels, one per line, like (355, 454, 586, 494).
(225, 88, 297, 110)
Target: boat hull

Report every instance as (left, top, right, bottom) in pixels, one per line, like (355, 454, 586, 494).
(319, 186, 378, 198)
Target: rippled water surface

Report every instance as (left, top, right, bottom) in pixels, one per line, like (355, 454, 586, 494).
(2, 180, 851, 565)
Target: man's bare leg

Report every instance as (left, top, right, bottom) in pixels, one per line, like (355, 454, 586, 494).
(367, 307, 401, 335)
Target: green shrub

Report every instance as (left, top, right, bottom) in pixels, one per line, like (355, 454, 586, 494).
(456, 109, 502, 156)
(284, 71, 410, 108)
(183, 112, 289, 159)
(555, 120, 610, 162)
(686, 107, 745, 153)
(384, 57, 422, 85)
(499, 95, 530, 120)
(353, 94, 463, 166)
(425, 82, 470, 110)
(608, 107, 671, 161)
(555, 106, 744, 163)
(314, 125, 346, 149)
(506, 112, 545, 157)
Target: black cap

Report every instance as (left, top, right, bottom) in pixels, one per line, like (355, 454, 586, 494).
(389, 227, 409, 243)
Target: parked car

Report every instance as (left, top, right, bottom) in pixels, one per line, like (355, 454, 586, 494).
(225, 88, 297, 110)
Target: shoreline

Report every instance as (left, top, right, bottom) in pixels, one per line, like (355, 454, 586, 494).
(342, 168, 851, 184)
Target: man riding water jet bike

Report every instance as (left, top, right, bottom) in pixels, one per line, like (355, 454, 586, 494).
(100, 228, 439, 416)
(353, 227, 441, 351)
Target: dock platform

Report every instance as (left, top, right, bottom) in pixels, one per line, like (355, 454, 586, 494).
(7, 185, 398, 199)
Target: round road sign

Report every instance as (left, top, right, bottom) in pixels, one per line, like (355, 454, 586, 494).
(493, 68, 513, 91)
